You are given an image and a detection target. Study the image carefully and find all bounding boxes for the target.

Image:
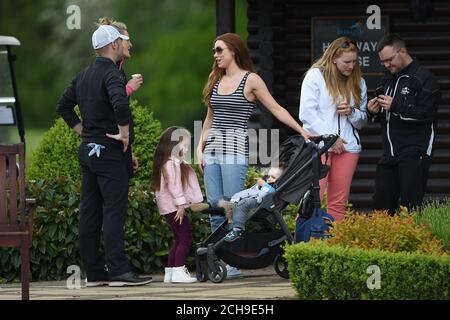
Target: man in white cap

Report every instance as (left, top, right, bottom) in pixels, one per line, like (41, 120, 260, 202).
(57, 24, 152, 287)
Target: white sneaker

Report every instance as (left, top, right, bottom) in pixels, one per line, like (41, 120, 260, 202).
(171, 266, 197, 283)
(164, 267, 172, 283)
(226, 265, 244, 279)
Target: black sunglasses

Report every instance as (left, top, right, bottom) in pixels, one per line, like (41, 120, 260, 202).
(340, 40, 357, 49)
(212, 46, 225, 54)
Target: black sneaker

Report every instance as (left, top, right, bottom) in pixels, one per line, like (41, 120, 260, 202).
(224, 228, 243, 242)
(108, 271, 153, 287)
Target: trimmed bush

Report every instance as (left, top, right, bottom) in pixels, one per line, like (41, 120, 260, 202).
(415, 199, 450, 250)
(28, 100, 162, 185)
(1, 178, 82, 281)
(127, 100, 162, 186)
(28, 117, 80, 181)
(285, 241, 450, 300)
(327, 211, 447, 255)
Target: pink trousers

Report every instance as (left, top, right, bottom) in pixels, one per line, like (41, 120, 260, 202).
(319, 152, 359, 221)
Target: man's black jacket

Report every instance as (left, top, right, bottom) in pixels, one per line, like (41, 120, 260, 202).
(371, 59, 440, 158)
(56, 56, 134, 145)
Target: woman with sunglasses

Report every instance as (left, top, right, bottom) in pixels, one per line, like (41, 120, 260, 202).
(197, 33, 311, 278)
(299, 36, 368, 221)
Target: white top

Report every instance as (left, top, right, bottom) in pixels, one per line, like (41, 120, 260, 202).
(299, 68, 368, 153)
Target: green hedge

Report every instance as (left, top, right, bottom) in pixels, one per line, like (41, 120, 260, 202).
(27, 117, 80, 181)
(0, 177, 212, 282)
(28, 100, 162, 185)
(328, 211, 446, 255)
(285, 241, 450, 300)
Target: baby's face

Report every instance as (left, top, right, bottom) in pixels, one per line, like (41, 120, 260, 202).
(266, 168, 282, 183)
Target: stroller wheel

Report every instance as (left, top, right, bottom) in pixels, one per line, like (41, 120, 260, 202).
(274, 253, 289, 279)
(196, 260, 208, 282)
(208, 261, 227, 283)
(195, 244, 209, 282)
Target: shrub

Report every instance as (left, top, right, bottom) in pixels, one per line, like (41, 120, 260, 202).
(28, 100, 162, 185)
(327, 211, 447, 255)
(0, 177, 211, 281)
(415, 199, 450, 250)
(244, 166, 263, 187)
(285, 241, 450, 300)
(127, 100, 162, 185)
(28, 116, 81, 181)
(0, 178, 83, 281)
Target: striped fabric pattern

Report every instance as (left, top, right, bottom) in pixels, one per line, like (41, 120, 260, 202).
(204, 72, 255, 157)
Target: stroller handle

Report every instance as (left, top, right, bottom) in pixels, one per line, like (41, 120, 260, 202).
(309, 134, 339, 155)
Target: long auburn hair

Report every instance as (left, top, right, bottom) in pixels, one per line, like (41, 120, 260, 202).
(202, 33, 255, 107)
(150, 127, 192, 192)
(310, 37, 362, 107)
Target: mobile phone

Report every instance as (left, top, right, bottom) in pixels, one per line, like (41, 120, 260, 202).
(375, 87, 384, 98)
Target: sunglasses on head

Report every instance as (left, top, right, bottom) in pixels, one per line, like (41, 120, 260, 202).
(340, 40, 357, 49)
(212, 46, 225, 54)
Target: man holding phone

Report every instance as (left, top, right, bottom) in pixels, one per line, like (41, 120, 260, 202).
(367, 34, 440, 214)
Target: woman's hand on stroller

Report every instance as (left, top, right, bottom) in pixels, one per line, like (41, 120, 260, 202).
(332, 137, 347, 154)
(299, 128, 314, 142)
(175, 206, 186, 224)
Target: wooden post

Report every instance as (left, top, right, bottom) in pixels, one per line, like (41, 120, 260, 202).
(216, 0, 235, 36)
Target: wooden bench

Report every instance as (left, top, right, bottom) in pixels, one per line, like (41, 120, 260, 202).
(0, 143, 36, 300)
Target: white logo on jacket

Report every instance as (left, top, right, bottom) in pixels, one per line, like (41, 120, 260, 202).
(401, 87, 411, 95)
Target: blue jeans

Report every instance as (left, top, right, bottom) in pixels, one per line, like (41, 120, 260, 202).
(204, 154, 248, 232)
(231, 197, 258, 231)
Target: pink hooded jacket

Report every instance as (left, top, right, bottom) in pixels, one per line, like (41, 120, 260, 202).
(155, 158, 203, 214)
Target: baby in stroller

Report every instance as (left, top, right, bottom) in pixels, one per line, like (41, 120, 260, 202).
(195, 134, 339, 283)
(219, 165, 286, 242)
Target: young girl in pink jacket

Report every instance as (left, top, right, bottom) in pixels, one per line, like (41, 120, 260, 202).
(151, 127, 204, 283)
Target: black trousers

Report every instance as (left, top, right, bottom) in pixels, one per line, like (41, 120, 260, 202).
(78, 142, 132, 279)
(373, 150, 432, 214)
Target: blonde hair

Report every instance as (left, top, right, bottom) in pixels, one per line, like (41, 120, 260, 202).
(97, 17, 128, 33)
(310, 37, 362, 107)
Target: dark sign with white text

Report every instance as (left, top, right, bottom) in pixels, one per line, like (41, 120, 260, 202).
(311, 16, 389, 90)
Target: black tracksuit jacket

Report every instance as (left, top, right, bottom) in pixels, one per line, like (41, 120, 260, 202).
(372, 59, 440, 159)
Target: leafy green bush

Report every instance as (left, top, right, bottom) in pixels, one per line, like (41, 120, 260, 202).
(28, 116, 81, 181)
(415, 199, 450, 250)
(128, 100, 163, 185)
(28, 100, 162, 185)
(1, 178, 82, 281)
(327, 211, 447, 255)
(0, 177, 211, 281)
(285, 241, 450, 300)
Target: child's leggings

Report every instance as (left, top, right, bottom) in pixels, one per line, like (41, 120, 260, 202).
(164, 211, 193, 267)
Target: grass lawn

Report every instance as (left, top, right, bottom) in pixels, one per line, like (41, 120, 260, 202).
(416, 199, 450, 250)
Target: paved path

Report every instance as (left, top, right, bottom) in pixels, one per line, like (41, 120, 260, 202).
(0, 268, 297, 300)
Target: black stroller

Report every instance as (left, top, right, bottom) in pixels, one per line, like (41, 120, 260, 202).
(195, 134, 338, 283)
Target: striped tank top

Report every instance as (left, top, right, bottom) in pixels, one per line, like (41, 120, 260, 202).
(204, 72, 255, 158)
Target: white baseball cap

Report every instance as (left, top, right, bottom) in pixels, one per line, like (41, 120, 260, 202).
(92, 25, 129, 50)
